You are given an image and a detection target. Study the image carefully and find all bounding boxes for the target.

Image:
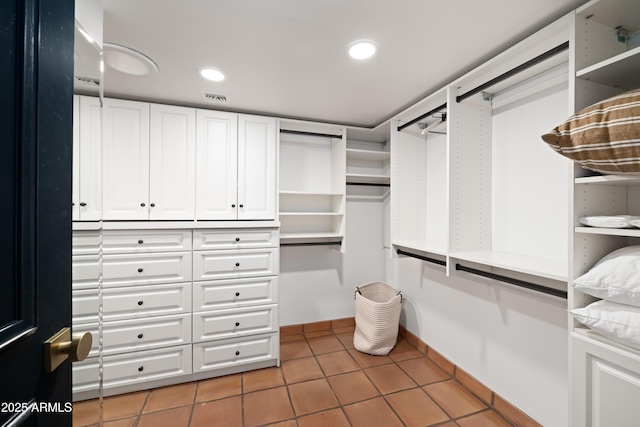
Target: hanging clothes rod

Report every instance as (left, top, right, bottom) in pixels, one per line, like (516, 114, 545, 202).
(280, 241, 342, 247)
(455, 263, 567, 299)
(346, 182, 390, 187)
(456, 41, 569, 104)
(397, 103, 447, 132)
(280, 129, 343, 139)
(396, 249, 446, 267)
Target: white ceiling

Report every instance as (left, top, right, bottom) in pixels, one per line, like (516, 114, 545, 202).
(102, 0, 586, 130)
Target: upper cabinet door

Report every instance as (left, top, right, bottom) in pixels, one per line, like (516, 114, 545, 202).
(238, 114, 276, 220)
(149, 104, 196, 220)
(72, 95, 80, 221)
(78, 95, 103, 221)
(195, 110, 238, 220)
(103, 98, 150, 220)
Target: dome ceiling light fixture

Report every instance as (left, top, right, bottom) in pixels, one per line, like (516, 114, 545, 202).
(103, 42, 158, 76)
(199, 67, 225, 82)
(347, 40, 377, 60)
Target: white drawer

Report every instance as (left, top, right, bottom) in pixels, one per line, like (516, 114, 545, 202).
(193, 305, 278, 342)
(72, 289, 99, 324)
(193, 277, 278, 311)
(103, 344, 192, 389)
(103, 314, 191, 356)
(193, 333, 278, 373)
(72, 356, 99, 395)
(72, 254, 101, 290)
(193, 248, 278, 281)
(72, 323, 99, 358)
(72, 231, 101, 256)
(103, 230, 192, 254)
(103, 283, 191, 321)
(103, 252, 191, 287)
(193, 229, 278, 250)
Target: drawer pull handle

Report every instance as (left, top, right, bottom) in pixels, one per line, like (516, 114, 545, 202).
(138, 366, 144, 372)
(239, 204, 244, 208)
(79, 202, 87, 207)
(140, 203, 146, 207)
(231, 204, 236, 208)
(235, 351, 240, 356)
(137, 300, 143, 306)
(235, 237, 240, 242)
(235, 292, 240, 297)
(150, 203, 155, 207)
(235, 262, 240, 267)
(235, 322, 240, 327)
(138, 268, 143, 273)
(138, 239, 144, 244)
(137, 333, 143, 339)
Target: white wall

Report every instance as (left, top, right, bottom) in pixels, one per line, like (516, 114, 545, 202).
(387, 254, 568, 427)
(279, 190, 387, 325)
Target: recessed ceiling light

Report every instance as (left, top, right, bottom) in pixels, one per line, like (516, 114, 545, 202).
(200, 67, 225, 82)
(103, 43, 158, 76)
(348, 40, 377, 60)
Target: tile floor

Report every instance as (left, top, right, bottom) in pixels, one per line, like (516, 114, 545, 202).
(73, 328, 515, 427)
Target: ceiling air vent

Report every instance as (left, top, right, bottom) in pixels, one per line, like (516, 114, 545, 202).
(203, 92, 230, 104)
(75, 76, 100, 88)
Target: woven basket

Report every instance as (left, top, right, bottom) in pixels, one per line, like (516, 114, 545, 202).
(353, 282, 402, 356)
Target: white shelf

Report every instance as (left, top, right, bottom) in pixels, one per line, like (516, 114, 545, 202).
(575, 175, 640, 185)
(346, 148, 390, 162)
(279, 232, 343, 245)
(575, 226, 640, 237)
(279, 212, 343, 217)
(393, 240, 448, 257)
(279, 191, 343, 196)
(449, 250, 568, 282)
(577, 45, 640, 90)
(345, 173, 390, 184)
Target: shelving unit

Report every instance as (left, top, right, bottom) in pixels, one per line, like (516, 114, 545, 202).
(569, 0, 640, 424)
(278, 121, 346, 249)
(346, 147, 390, 186)
(390, 87, 448, 259)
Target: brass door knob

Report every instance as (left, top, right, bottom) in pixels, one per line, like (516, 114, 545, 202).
(44, 327, 93, 373)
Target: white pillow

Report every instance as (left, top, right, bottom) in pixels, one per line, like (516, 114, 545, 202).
(572, 245, 640, 307)
(571, 300, 640, 351)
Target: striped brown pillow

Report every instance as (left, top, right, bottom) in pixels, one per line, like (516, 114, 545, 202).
(542, 88, 640, 174)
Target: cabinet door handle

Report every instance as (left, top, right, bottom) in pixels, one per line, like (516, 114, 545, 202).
(235, 262, 240, 267)
(235, 351, 240, 356)
(79, 202, 87, 207)
(138, 366, 144, 372)
(137, 300, 143, 306)
(140, 203, 146, 207)
(239, 204, 244, 208)
(231, 204, 236, 208)
(137, 333, 143, 339)
(235, 322, 240, 327)
(138, 239, 144, 244)
(138, 268, 144, 273)
(235, 292, 240, 297)
(150, 203, 155, 207)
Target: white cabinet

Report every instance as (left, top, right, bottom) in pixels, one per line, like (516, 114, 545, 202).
(103, 98, 196, 220)
(192, 227, 279, 374)
(73, 95, 102, 221)
(149, 103, 196, 220)
(278, 123, 346, 248)
(196, 111, 276, 220)
(569, 1, 640, 425)
(103, 98, 150, 220)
